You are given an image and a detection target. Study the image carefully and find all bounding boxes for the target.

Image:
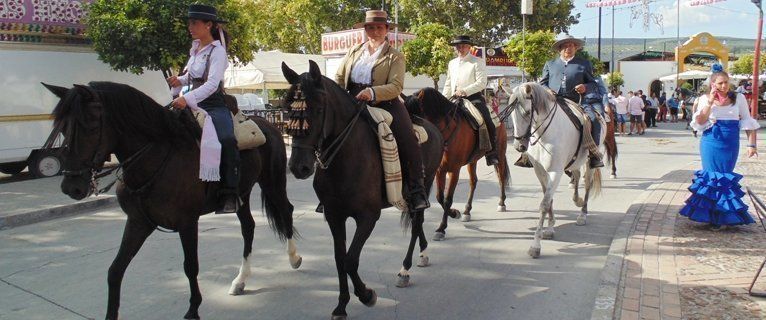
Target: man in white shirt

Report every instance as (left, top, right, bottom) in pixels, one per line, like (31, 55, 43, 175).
(609, 90, 629, 135)
(627, 91, 645, 135)
(443, 35, 498, 165)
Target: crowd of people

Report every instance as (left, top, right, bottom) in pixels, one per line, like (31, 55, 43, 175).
(606, 88, 698, 136)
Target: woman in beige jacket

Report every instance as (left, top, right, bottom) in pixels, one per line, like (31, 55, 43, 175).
(334, 10, 429, 211)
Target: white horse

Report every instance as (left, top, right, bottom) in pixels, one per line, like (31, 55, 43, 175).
(507, 83, 604, 258)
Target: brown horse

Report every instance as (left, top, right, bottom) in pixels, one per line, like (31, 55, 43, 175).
(43, 82, 301, 320)
(406, 88, 510, 241)
(281, 61, 444, 320)
(604, 105, 619, 178)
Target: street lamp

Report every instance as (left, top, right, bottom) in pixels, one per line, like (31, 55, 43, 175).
(521, 0, 533, 82)
(752, 0, 763, 118)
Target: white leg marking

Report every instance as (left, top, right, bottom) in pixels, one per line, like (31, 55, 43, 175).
(229, 255, 251, 295)
(287, 238, 302, 269)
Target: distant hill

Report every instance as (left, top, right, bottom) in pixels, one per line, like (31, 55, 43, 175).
(581, 37, 757, 62)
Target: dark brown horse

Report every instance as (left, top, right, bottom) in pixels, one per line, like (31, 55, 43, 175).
(406, 88, 510, 241)
(43, 82, 301, 320)
(281, 61, 443, 320)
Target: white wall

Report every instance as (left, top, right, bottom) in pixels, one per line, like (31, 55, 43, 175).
(618, 61, 677, 95)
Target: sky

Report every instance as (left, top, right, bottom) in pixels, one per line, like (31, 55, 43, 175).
(568, 0, 761, 39)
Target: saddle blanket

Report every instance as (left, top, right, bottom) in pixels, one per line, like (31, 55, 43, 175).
(559, 98, 605, 169)
(367, 106, 429, 211)
(461, 99, 501, 128)
(192, 110, 267, 150)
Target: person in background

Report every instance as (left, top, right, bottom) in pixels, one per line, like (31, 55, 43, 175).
(680, 65, 760, 230)
(646, 92, 659, 128)
(609, 90, 629, 135)
(667, 93, 680, 123)
(628, 90, 645, 135)
(657, 91, 667, 122)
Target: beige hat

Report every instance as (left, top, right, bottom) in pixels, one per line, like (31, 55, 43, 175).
(552, 34, 584, 51)
(353, 10, 397, 29)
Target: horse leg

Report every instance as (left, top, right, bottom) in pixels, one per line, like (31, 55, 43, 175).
(530, 171, 562, 257)
(105, 219, 153, 320)
(433, 169, 448, 241)
(229, 198, 255, 295)
(571, 170, 585, 207)
(327, 217, 350, 320)
(397, 210, 427, 287)
(346, 216, 379, 307)
(434, 169, 461, 241)
(462, 161, 478, 222)
(577, 167, 597, 226)
(178, 221, 202, 320)
(416, 211, 430, 267)
(495, 159, 509, 212)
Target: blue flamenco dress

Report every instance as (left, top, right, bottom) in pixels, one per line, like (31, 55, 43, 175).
(679, 93, 760, 226)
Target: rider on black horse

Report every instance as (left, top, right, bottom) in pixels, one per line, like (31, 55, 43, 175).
(515, 34, 605, 169)
(443, 35, 500, 166)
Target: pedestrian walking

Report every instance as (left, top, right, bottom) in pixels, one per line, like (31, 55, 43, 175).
(679, 66, 760, 230)
(657, 91, 667, 122)
(645, 92, 659, 127)
(628, 91, 645, 135)
(609, 90, 629, 135)
(667, 94, 679, 123)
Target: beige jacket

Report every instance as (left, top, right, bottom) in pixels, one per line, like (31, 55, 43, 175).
(335, 42, 405, 102)
(442, 53, 487, 97)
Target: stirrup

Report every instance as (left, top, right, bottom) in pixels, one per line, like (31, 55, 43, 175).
(216, 194, 241, 214)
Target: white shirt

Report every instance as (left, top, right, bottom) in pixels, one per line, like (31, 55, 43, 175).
(171, 40, 229, 109)
(691, 93, 761, 132)
(628, 96, 644, 115)
(442, 53, 487, 97)
(609, 95, 629, 115)
(350, 43, 384, 85)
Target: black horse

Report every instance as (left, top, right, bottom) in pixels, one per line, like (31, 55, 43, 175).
(281, 61, 443, 320)
(43, 82, 302, 320)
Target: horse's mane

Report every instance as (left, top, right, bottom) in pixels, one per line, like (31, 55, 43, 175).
(410, 87, 455, 120)
(524, 82, 558, 114)
(56, 81, 200, 147)
(283, 74, 356, 111)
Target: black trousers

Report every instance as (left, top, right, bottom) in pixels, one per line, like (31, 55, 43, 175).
(645, 109, 657, 127)
(466, 93, 497, 152)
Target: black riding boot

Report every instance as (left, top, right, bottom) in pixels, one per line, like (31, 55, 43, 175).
(471, 95, 499, 166)
(588, 117, 604, 169)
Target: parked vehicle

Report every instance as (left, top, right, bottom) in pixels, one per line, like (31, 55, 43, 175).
(0, 43, 170, 177)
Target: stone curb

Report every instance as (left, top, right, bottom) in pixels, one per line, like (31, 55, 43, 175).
(590, 181, 658, 320)
(0, 195, 118, 230)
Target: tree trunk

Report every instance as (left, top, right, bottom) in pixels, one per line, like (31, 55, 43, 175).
(432, 78, 439, 91)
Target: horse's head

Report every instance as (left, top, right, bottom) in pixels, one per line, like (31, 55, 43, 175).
(281, 60, 330, 179)
(508, 83, 538, 153)
(43, 83, 117, 200)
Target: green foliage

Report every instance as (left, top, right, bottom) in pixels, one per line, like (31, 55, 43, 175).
(402, 23, 453, 89)
(680, 81, 693, 91)
(503, 30, 556, 80)
(575, 50, 606, 75)
(86, 0, 258, 75)
(732, 53, 766, 75)
(605, 72, 624, 91)
(399, 0, 578, 46)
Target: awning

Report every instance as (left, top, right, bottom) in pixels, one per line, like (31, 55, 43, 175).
(224, 51, 326, 90)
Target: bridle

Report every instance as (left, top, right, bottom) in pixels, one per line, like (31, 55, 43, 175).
(288, 83, 366, 170)
(508, 91, 558, 147)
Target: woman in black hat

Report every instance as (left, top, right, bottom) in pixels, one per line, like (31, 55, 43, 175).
(167, 4, 239, 214)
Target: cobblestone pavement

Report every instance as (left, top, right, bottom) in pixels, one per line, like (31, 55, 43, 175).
(614, 147, 766, 320)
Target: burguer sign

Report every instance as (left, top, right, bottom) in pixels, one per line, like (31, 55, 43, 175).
(321, 28, 415, 56)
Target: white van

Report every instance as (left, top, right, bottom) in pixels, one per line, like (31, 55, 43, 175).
(0, 43, 171, 177)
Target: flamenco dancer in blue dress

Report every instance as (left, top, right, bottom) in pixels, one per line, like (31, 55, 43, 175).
(680, 65, 760, 229)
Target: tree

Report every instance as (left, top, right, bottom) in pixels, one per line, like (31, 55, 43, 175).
(576, 50, 606, 75)
(399, 0, 578, 46)
(605, 72, 624, 91)
(86, 0, 259, 77)
(732, 53, 766, 75)
(503, 30, 556, 80)
(401, 23, 453, 90)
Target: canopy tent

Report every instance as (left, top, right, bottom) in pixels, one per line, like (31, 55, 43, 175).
(658, 70, 711, 82)
(224, 51, 326, 90)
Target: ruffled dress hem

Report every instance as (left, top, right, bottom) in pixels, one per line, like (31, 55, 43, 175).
(679, 170, 754, 226)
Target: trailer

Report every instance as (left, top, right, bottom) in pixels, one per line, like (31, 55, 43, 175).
(0, 43, 170, 177)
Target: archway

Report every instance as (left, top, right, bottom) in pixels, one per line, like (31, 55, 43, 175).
(675, 32, 729, 74)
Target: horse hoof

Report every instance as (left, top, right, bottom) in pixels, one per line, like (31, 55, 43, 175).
(396, 273, 411, 288)
(417, 255, 430, 267)
(184, 310, 201, 320)
(448, 209, 461, 219)
(610, 174, 617, 179)
(331, 315, 347, 320)
(228, 282, 246, 296)
(576, 215, 587, 226)
(528, 247, 541, 258)
(461, 214, 471, 222)
(497, 205, 507, 212)
(542, 230, 554, 240)
(361, 289, 377, 307)
(290, 255, 303, 269)
(432, 232, 446, 241)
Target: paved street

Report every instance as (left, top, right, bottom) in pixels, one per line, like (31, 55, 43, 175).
(0, 123, 743, 320)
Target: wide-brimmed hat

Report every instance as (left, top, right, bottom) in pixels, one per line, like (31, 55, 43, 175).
(353, 10, 396, 29)
(552, 34, 584, 51)
(450, 35, 475, 46)
(184, 4, 227, 23)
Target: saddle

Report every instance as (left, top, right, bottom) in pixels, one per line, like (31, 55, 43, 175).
(556, 97, 604, 169)
(454, 98, 500, 155)
(366, 106, 428, 212)
(191, 109, 266, 150)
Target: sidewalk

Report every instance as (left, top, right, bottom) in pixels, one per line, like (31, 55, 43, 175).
(593, 150, 766, 319)
(0, 174, 116, 230)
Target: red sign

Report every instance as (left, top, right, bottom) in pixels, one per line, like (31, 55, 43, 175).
(471, 47, 517, 67)
(321, 28, 416, 56)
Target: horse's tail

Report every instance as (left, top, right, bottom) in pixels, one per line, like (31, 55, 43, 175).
(256, 118, 296, 242)
(605, 128, 618, 168)
(494, 160, 510, 191)
(590, 168, 603, 198)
